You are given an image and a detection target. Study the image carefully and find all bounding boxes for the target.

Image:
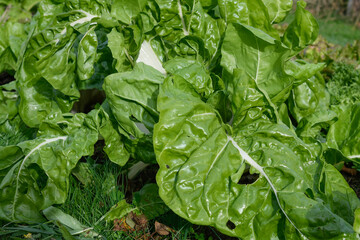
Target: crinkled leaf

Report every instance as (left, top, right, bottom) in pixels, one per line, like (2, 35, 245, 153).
(262, 0, 293, 24)
(285, 60, 325, 86)
(15, 1, 114, 127)
(282, 1, 318, 52)
(111, 0, 147, 25)
(0, 2, 32, 72)
(288, 73, 337, 140)
(218, 0, 278, 38)
(0, 113, 98, 223)
(87, 106, 130, 166)
(107, 28, 132, 73)
(164, 57, 213, 98)
(152, 0, 221, 66)
(0, 83, 36, 146)
(104, 63, 164, 139)
(104, 63, 164, 163)
(0, 82, 18, 125)
(221, 23, 293, 125)
(154, 77, 360, 239)
(327, 104, 360, 166)
(77, 26, 98, 81)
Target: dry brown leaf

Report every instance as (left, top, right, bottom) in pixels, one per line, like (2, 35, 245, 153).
(155, 221, 174, 236)
(113, 212, 149, 234)
(113, 218, 134, 232)
(134, 214, 148, 230)
(342, 165, 358, 176)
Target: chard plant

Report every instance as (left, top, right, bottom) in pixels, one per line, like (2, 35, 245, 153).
(0, 0, 360, 239)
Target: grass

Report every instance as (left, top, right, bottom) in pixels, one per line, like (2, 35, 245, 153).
(59, 157, 126, 239)
(59, 156, 229, 240)
(0, 153, 227, 240)
(317, 18, 360, 46)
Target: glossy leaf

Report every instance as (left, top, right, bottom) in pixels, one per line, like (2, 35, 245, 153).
(288, 73, 337, 140)
(107, 28, 132, 73)
(154, 77, 360, 239)
(152, 0, 221, 66)
(164, 57, 213, 98)
(262, 0, 293, 24)
(104, 63, 164, 139)
(77, 26, 98, 81)
(0, 2, 32, 72)
(111, 0, 147, 25)
(327, 104, 360, 166)
(15, 1, 114, 127)
(88, 106, 130, 166)
(282, 1, 318, 52)
(218, 0, 278, 37)
(221, 23, 292, 125)
(0, 113, 98, 223)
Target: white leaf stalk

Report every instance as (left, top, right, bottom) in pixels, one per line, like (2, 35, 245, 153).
(70, 10, 98, 27)
(59, 10, 98, 37)
(137, 41, 166, 75)
(177, 0, 189, 36)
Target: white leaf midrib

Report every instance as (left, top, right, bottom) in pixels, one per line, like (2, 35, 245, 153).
(227, 135, 306, 238)
(177, 0, 189, 36)
(70, 10, 98, 27)
(12, 136, 67, 220)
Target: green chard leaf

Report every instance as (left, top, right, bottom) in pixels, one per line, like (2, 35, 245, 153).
(104, 63, 164, 163)
(150, 0, 221, 68)
(262, 0, 293, 24)
(326, 104, 360, 167)
(111, 0, 147, 25)
(288, 72, 337, 140)
(0, 112, 98, 223)
(0, 2, 34, 63)
(154, 77, 360, 240)
(282, 1, 319, 52)
(15, 1, 116, 127)
(218, 0, 279, 37)
(0, 82, 36, 147)
(221, 23, 292, 125)
(1, 1, 359, 239)
(87, 106, 130, 166)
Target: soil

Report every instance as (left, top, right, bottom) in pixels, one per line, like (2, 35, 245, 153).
(342, 171, 360, 198)
(0, 72, 14, 85)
